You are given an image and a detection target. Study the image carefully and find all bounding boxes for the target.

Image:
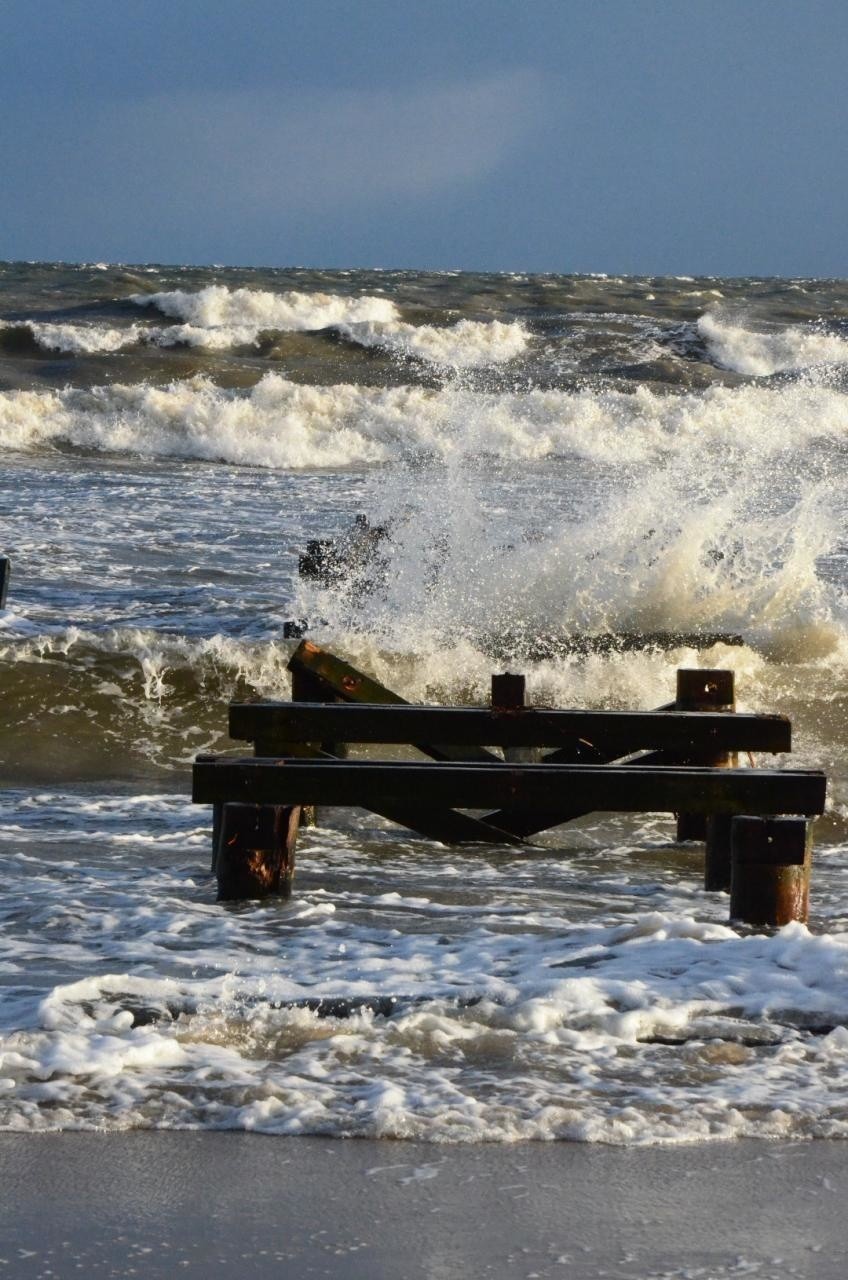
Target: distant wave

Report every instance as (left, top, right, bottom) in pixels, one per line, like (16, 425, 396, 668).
(132, 283, 399, 331)
(698, 310, 848, 376)
(131, 284, 528, 368)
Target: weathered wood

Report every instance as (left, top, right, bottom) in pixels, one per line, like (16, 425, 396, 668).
(729, 816, 813, 926)
(248, 743, 523, 846)
(288, 641, 499, 763)
(492, 673, 540, 765)
(0, 556, 9, 610)
(193, 759, 826, 825)
(483, 748, 669, 837)
(216, 802, 301, 901)
(228, 702, 790, 754)
(676, 669, 736, 841)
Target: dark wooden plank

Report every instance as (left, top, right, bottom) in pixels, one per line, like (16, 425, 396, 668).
(229, 702, 791, 754)
(287, 640, 500, 763)
(483, 749, 669, 837)
(193, 759, 826, 820)
(250, 744, 524, 846)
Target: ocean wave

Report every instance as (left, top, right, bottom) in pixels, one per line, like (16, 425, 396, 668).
(2, 372, 848, 469)
(0, 620, 844, 782)
(698, 310, 848, 376)
(0, 321, 141, 356)
(337, 317, 528, 369)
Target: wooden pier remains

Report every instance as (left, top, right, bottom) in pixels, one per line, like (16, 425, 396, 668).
(193, 642, 826, 928)
(284, 515, 745, 658)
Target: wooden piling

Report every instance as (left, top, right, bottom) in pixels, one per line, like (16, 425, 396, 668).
(729, 816, 813, 927)
(491, 673, 540, 764)
(704, 813, 733, 891)
(675, 669, 736, 841)
(0, 556, 9, 610)
(215, 802, 301, 901)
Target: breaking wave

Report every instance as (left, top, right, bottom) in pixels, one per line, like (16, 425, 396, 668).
(698, 310, 848, 376)
(2, 372, 848, 469)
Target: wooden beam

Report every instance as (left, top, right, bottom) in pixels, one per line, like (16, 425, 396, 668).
(287, 641, 500, 763)
(193, 758, 826, 822)
(229, 702, 791, 754)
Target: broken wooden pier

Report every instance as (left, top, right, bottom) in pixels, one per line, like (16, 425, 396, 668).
(192, 642, 826, 929)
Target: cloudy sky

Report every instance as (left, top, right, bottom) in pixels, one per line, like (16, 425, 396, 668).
(1, 0, 846, 275)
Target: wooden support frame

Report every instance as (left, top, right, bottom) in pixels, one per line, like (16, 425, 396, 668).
(194, 758, 826, 823)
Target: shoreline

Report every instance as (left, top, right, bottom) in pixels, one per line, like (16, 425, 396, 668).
(2, 1132, 844, 1278)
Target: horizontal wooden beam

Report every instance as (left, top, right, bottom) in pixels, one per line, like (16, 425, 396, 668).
(194, 759, 825, 820)
(230, 702, 791, 754)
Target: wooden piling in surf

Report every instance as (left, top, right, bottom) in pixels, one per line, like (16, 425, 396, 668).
(729, 816, 813, 927)
(214, 799, 301, 902)
(0, 557, 9, 610)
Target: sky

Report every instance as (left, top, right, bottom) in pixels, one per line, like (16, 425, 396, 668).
(0, 0, 846, 277)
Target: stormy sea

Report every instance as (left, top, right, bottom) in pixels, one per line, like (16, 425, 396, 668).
(2, 260, 848, 1145)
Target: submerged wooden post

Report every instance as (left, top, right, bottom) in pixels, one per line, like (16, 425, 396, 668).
(0, 556, 9, 610)
(675, 669, 736, 841)
(729, 816, 813, 927)
(216, 802, 301, 901)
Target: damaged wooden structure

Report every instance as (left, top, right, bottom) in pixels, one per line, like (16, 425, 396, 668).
(283, 514, 745, 656)
(192, 642, 826, 929)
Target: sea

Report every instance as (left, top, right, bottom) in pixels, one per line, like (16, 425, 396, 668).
(2, 261, 848, 1143)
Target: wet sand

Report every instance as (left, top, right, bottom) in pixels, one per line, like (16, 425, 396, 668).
(0, 1133, 843, 1278)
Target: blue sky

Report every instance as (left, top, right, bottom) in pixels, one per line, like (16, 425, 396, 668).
(1, 0, 845, 276)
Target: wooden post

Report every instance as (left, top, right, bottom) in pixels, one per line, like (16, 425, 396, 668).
(211, 802, 223, 872)
(491, 673, 539, 763)
(675, 669, 736, 841)
(0, 556, 9, 610)
(216, 802, 301, 901)
(704, 814, 733, 891)
(729, 816, 813, 927)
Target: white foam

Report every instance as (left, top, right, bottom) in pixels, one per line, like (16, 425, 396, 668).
(698, 310, 848, 376)
(5, 895, 848, 1141)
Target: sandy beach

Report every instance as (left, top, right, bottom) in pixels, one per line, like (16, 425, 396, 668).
(0, 1133, 844, 1278)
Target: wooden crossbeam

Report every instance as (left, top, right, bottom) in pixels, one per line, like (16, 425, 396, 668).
(230, 702, 790, 755)
(193, 759, 826, 825)
(288, 640, 500, 764)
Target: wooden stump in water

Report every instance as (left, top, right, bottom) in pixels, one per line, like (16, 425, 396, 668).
(216, 802, 301, 901)
(729, 816, 812, 927)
